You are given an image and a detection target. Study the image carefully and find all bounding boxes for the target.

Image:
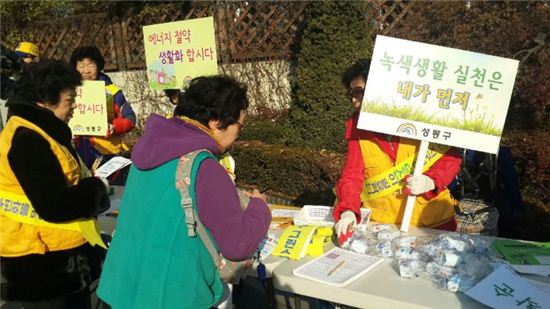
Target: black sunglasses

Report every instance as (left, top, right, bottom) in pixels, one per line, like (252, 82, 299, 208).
(347, 87, 365, 101)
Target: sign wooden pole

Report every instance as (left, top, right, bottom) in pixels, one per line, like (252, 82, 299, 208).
(400, 140, 429, 233)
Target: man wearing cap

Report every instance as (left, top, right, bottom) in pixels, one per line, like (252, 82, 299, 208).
(1, 42, 40, 127)
(14, 41, 40, 64)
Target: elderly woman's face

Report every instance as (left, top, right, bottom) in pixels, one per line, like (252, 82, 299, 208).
(348, 76, 366, 111)
(39, 88, 77, 123)
(210, 110, 246, 152)
(76, 58, 99, 80)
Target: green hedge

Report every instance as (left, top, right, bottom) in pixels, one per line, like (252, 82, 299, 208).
(231, 141, 344, 206)
(238, 119, 292, 145)
(233, 1, 374, 204)
(286, 0, 373, 152)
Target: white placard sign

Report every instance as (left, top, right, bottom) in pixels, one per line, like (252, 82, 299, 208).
(358, 35, 519, 154)
(69, 80, 108, 136)
(465, 265, 549, 309)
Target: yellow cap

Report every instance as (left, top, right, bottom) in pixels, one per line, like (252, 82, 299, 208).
(14, 42, 39, 57)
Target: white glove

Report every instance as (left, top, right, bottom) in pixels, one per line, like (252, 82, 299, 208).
(99, 177, 110, 193)
(106, 124, 115, 137)
(334, 210, 357, 237)
(405, 174, 435, 195)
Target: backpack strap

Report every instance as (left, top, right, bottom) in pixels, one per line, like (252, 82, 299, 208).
(176, 150, 202, 237)
(175, 150, 222, 264)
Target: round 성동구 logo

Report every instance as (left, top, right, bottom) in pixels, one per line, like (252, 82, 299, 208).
(72, 125, 85, 133)
(396, 123, 417, 136)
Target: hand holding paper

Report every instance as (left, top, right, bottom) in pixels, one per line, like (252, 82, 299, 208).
(98, 177, 110, 193)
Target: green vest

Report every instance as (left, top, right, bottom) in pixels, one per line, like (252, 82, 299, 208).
(97, 159, 224, 309)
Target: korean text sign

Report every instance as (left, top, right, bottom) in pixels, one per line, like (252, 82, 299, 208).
(69, 80, 108, 136)
(143, 17, 218, 90)
(465, 265, 548, 309)
(357, 35, 519, 154)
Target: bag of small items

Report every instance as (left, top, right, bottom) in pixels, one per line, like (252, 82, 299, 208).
(341, 224, 500, 292)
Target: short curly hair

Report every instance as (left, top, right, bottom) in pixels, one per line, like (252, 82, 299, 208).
(10, 59, 81, 105)
(174, 75, 249, 130)
(70, 46, 105, 71)
(341, 59, 371, 89)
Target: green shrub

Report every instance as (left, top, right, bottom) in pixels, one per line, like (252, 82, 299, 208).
(502, 130, 549, 210)
(286, 0, 373, 152)
(238, 118, 291, 145)
(231, 141, 345, 205)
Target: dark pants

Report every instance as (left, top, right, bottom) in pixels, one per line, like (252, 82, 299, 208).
(1, 288, 91, 309)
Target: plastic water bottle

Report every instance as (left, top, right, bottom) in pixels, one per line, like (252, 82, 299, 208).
(435, 252, 462, 267)
(426, 261, 455, 280)
(398, 259, 420, 278)
(447, 273, 477, 292)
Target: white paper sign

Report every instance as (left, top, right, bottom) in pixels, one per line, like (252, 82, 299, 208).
(358, 35, 519, 154)
(465, 265, 549, 309)
(69, 80, 108, 136)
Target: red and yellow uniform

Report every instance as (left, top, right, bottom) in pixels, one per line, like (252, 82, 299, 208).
(334, 112, 461, 229)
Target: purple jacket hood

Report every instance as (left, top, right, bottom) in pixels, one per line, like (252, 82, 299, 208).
(131, 114, 221, 170)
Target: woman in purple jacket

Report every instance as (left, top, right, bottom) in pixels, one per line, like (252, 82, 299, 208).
(97, 75, 271, 309)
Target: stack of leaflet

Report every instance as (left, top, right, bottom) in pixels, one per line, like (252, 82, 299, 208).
(293, 205, 371, 229)
(269, 205, 301, 229)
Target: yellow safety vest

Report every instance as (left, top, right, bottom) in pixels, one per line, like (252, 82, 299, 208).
(359, 137, 455, 227)
(0, 116, 106, 257)
(92, 84, 130, 155)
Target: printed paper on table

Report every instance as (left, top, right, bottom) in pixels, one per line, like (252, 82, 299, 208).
(292, 247, 383, 287)
(358, 35, 519, 154)
(256, 233, 279, 261)
(143, 17, 218, 90)
(69, 80, 108, 136)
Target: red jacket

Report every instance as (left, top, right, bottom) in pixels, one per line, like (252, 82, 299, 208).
(334, 112, 462, 221)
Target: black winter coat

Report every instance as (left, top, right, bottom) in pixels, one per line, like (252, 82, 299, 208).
(0, 101, 109, 301)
